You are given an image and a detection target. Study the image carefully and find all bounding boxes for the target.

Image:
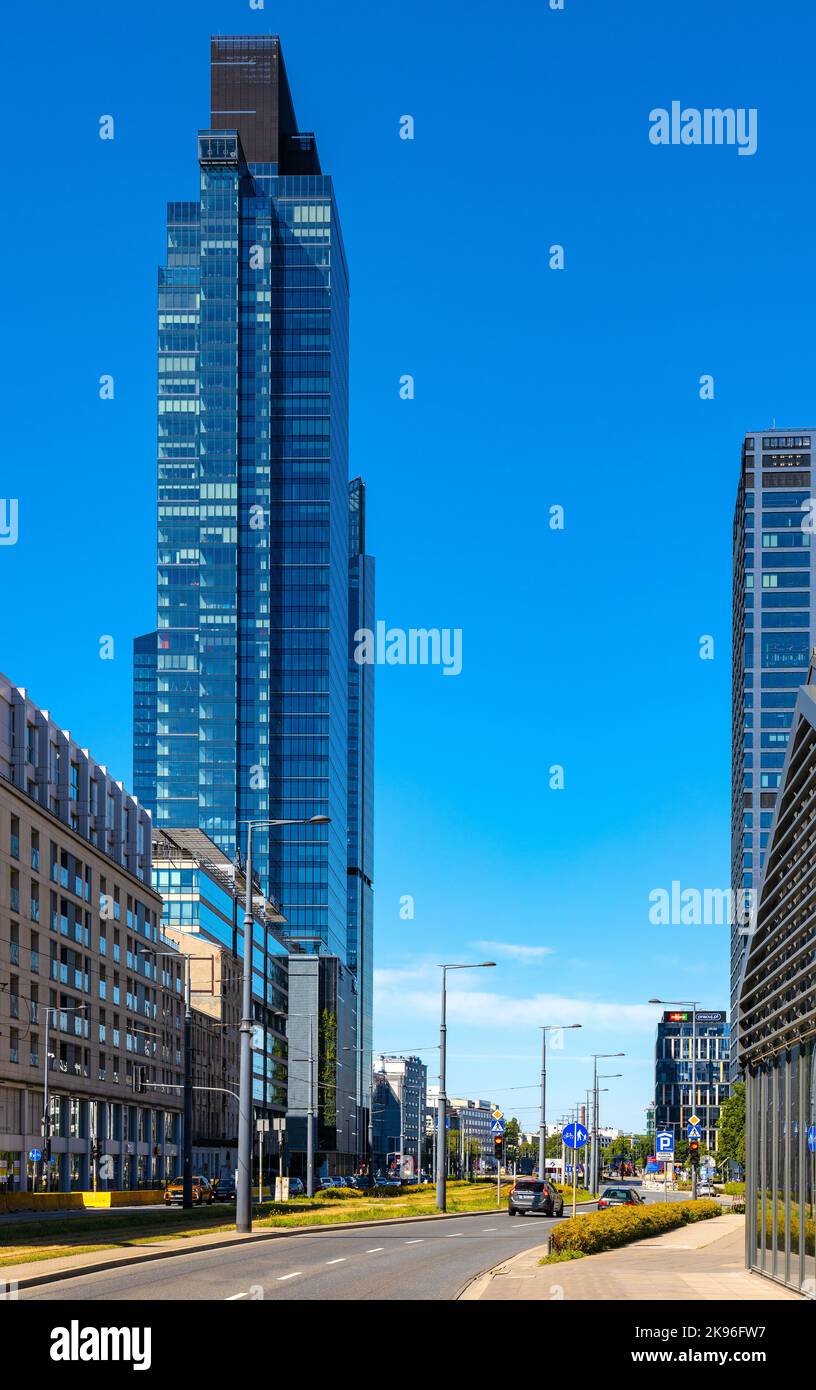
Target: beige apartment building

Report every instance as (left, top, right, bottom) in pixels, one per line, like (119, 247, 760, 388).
(0, 673, 185, 1192)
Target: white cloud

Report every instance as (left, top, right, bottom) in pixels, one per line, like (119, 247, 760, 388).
(472, 939, 556, 962)
(373, 967, 658, 1037)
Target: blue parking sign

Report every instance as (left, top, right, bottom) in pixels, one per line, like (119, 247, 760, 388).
(655, 1129, 674, 1158)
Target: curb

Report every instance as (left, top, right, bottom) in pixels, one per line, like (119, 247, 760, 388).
(8, 1203, 541, 1292)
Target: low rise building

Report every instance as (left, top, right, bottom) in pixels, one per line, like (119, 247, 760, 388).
(0, 674, 184, 1192)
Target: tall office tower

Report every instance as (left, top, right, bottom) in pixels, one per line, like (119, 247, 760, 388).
(347, 478, 374, 1115)
(730, 429, 815, 1078)
(134, 37, 374, 1164)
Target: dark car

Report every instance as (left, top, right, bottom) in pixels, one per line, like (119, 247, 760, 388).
(213, 1177, 237, 1202)
(597, 1186, 644, 1210)
(508, 1179, 564, 1217)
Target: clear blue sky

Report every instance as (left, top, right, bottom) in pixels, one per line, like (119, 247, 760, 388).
(2, 0, 813, 1132)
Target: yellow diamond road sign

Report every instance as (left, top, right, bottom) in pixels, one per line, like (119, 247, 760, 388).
(492, 1109, 503, 1121)
(689, 1114, 700, 1127)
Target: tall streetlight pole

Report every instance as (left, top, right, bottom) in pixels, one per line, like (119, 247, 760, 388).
(538, 1024, 581, 1181)
(591, 1053, 624, 1194)
(649, 997, 701, 1199)
(436, 962, 496, 1212)
(237, 814, 330, 1234)
(595, 1073, 622, 1180)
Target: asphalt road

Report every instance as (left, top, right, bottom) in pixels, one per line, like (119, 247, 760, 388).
(24, 1186, 697, 1302)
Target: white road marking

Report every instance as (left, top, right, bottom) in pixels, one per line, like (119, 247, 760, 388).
(404, 1238, 423, 1244)
(277, 1272, 301, 1281)
(366, 1247, 384, 1253)
(325, 1258, 346, 1265)
(482, 1227, 497, 1232)
(226, 1291, 249, 1300)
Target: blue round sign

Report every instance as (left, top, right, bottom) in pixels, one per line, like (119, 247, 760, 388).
(563, 1122, 588, 1150)
(28, 1148, 42, 1162)
(807, 1126, 816, 1154)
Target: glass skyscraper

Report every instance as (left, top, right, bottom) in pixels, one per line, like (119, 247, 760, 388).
(731, 430, 815, 1078)
(134, 36, 374, 1153)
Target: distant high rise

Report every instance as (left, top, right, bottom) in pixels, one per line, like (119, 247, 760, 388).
(134, 36, 374, 1164)
(730, 430, 815, 1077)
(653, 1010, 730, 1154)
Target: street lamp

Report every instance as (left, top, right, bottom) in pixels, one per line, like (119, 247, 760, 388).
(237, 814, 330, 1234)
(591, 1053, 625, 1194)
(649, 997, 701, 1198)
(538, 1024, 581, 1181)
(436, 962, 496, 1212)
(595, 1074, 622, 1177)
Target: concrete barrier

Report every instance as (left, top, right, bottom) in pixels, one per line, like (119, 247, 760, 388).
(0, 1189, 164, 1213)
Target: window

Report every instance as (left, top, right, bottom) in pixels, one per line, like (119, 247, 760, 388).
(10, 816, 19, 859)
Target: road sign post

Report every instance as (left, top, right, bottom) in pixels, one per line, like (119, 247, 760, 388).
(655, 1129, 674, 1202)
(563, 1120, 588, 1217)
(491, 1112, 505, 1206)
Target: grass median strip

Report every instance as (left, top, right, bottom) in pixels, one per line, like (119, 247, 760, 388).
(0, 1181, 518, 1269)
(539, 1198, 722, 1265)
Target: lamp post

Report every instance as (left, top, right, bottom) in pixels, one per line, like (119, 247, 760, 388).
(286, 1011, 319, 1198)
(237, 815, 330, 1235)
(436, 962, 496, 1212)
(649, 997, 701, 1199)
(538, 1024, 581, 1181)
(591, 1053, 624, 1194)
(42, 1002, 86, 1193)
(595, 1074, 622, 1180)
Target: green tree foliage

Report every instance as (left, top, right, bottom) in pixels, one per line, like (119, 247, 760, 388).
(716, 1081, 746, 1167)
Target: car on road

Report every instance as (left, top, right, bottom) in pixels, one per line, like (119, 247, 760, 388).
(508, 1179, 565, 1217)
(164, 1175, 216, 1206)
(696, 1179, 718, 1197)
(597, 1186, 645, 1210)
(212, 1177, 237, 1202)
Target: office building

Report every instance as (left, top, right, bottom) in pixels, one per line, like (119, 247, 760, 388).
(654, 1009, 730, 1153)
(132, 35, 375, 1168)
(0, 674, 184, 1192)
(731, 430, 816, 1077)
(740, 656, 816, 1296)
(152, 827, 289, 1178)
(372, 1056, 427, 1176)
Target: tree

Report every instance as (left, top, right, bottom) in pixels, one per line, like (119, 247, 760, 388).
(504, 1117, 521, 1160)
(716, 1081, 746, 1168)
(319, 1008, 337, 1129)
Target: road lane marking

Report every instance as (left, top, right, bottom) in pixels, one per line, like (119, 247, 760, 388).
(277, 1272, 301, 1281)
(226, 1292, 249, 1300)
(404, 1238, 423, 1244)
(366, 1247, 384, 1253)
(482, 1227, 497, 1232)
(325, 1258, 347, 1265)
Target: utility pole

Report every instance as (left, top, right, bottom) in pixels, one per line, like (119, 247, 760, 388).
(183, 955, 192, 1210)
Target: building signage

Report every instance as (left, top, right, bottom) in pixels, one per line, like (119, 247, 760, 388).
(662, 1010, 726, 1024)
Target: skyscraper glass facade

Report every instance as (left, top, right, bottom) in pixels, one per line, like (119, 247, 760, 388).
(134, 37, 374, 1148)
(654, 1011, 730, 1153)
(731, 431, 815, 1078)
(347, 478, 374, 1108)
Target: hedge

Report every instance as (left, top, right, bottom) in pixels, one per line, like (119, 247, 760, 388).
(550, 1199, 722, 1256)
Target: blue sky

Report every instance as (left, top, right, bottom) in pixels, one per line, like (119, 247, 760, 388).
(2, 0, 813, 1132)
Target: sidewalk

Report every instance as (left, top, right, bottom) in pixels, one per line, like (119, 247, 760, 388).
(460, 1216, 803, 1301)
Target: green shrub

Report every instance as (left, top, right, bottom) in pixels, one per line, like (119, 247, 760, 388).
(369, 1185, 405, 1198)
(318, 1187, 361, 1199)
(723, 1182, 745, 1196)
(550, 1199, 721, 1257)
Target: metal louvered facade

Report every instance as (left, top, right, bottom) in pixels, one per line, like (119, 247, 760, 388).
(740, 668, 816, 1295)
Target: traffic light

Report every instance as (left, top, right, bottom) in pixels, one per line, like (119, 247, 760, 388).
(689, 1139, 700, 1166)
(494, 1135, 503, 1157)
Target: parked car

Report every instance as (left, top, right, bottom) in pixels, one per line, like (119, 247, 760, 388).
(350, 1174, 375, 1190)
(164, 1174, 216, 1206)
(508, 1179, 564, 1217)
(343, 1176, 358, 1188)
(287, 1177, 305, 1198)
(696, 1179, 718, 1197)
(597, 1186, 644, 1210)
(212, 1177, 237, 1202)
